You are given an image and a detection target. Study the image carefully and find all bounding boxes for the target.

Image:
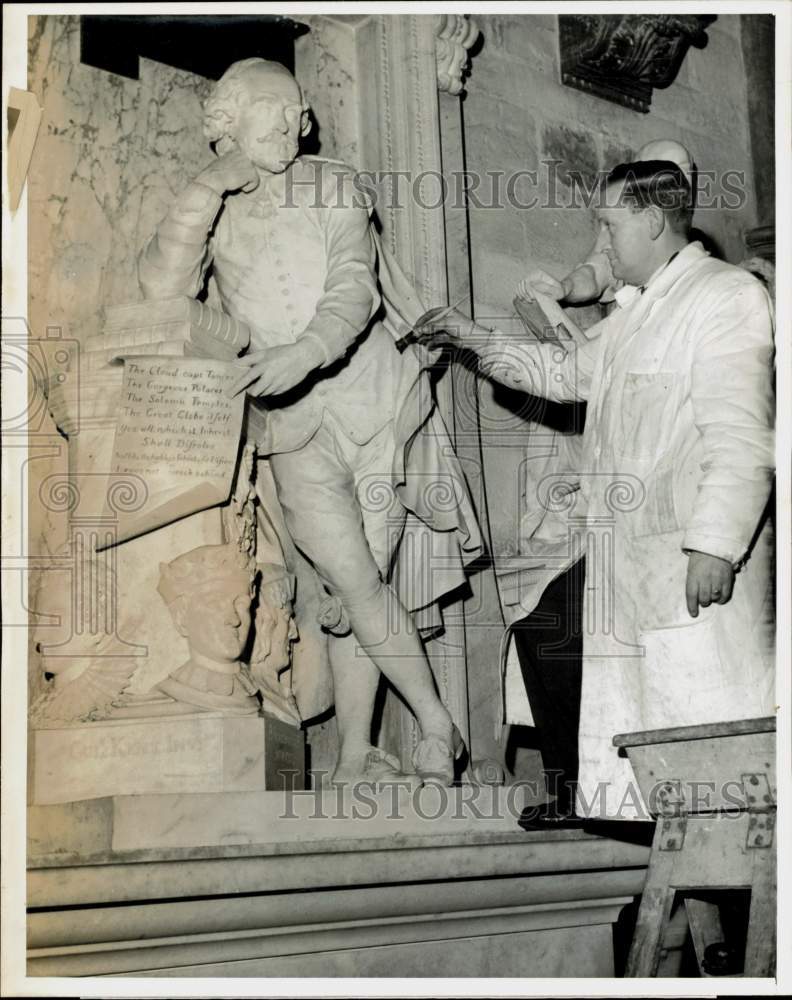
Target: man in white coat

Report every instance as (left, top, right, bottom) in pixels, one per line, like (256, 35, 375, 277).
(506, 139, 696, 826)
(419, 159, 775, 819)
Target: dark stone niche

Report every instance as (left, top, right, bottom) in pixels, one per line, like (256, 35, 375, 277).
(79, 14, 309, 81)
(739, 14, 775, 226)
(558, 14, 716, 114)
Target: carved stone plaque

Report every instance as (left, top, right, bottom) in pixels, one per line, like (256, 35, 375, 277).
(107, 357, 245, 544)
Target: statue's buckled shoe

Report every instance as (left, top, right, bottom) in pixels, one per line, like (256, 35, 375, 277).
(412, 724, 465, 786)
(361, 748, 403, 779)
(331, 747, 421, 790)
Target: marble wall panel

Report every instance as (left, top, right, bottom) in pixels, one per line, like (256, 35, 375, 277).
(295, 15, 366, 167)
(27, 15, 214, 351)
(25, 15, 219, 707)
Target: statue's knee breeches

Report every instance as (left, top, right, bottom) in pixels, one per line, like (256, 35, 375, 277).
(268, 419, 403, 618)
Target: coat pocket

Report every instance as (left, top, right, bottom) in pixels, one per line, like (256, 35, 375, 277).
(617, 370, 680, 462)
(627, 453, 681, 538)
(638, 613, 727, 728)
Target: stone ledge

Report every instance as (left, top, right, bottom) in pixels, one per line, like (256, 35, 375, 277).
(27, 826, 648, 978)
(28, 889, 636, 977)
(28, 785, 654, 865)
(28, 792, 651, 910)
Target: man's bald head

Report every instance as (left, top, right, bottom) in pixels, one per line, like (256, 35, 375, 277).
(637, 139, 694, 185)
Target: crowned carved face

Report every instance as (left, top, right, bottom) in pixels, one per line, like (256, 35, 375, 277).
(176, 586, 253, 664)
(233, 68, 306, 174)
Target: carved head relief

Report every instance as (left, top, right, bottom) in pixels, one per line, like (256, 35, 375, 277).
(158, 544, 256, 665)
(250, 561, 298, 675)
(203, 58, 311, 173)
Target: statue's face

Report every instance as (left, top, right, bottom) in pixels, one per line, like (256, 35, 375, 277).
(235, 68, 304, 174)
(182, 588, 252, 663)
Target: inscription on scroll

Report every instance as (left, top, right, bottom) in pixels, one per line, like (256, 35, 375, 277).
(107, 358, 245, 543)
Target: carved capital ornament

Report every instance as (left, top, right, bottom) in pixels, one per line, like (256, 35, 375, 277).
(559, 14, 716, 113)
(434, 13, 480, 96)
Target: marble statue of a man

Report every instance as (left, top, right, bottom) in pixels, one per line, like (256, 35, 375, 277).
(139, 58, 481, 785)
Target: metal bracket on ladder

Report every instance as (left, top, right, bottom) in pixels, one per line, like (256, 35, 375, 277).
(742, 772, 775, 849)
(659, 816, 687, 851)
(656, 781, 687, 851)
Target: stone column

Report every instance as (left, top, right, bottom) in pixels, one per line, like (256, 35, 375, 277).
(361, 14, 465, 767)
(435, 20, 512, 779)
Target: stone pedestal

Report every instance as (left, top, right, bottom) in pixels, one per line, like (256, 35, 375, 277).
(29, 712, 305, 805)
(26, 802, 651, 978)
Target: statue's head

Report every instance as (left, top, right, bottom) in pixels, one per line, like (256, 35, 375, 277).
(158, 544, 256, 664)
(203, 58, 311, 174)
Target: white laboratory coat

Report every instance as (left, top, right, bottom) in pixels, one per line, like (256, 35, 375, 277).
(483, 242, 775, 818)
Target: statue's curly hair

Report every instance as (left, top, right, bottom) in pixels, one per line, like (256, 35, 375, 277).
(203, 58, 308, 145)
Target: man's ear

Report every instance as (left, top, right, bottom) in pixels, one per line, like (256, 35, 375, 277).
(646, 205, 666, 241)
(300, 110, 312, 138)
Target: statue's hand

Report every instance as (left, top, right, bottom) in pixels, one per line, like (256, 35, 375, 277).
(228, 340, 325, 398)
(197, 147, 259, 196)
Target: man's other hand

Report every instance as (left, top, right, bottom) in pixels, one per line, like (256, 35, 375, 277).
(198, 148, 259, 196)
(228, 340, 324, 398)
(517, 269, 569, 302)
(685, 550, 735, 617)
(412, 306, 473, 350)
